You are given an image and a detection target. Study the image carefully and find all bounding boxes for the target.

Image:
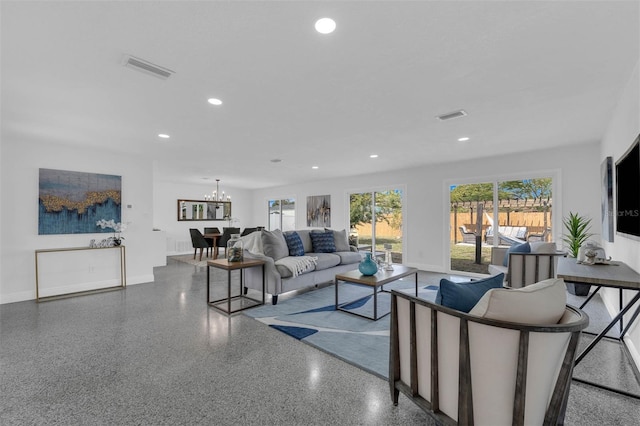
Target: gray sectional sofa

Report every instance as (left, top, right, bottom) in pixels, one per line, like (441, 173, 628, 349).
(242, 229, 362, 304)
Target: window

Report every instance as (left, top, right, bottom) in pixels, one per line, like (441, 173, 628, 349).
(449, 177, 554, 275)
(268, 198, 295, 231)
(349, 189, 403, 262)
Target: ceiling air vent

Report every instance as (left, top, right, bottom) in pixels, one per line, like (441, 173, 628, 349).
(122, 55, 175, 80)
(436, 110, 467, 121)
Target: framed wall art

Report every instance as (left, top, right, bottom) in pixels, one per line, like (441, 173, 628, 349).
(306, 195, 331, 227)
(38, 168, 122, 235)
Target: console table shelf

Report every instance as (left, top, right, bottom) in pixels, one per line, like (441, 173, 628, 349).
(35, 245, 127, 302)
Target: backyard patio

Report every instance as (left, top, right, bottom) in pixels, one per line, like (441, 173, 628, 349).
(450, 244, 491, 274)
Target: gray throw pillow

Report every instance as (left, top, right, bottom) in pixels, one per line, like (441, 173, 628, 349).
(326, 228, 350, 252)
(261, 229, 289, 261)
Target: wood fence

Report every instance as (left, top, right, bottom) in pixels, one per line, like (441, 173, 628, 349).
(450, 211, 552, 242)
(354, 221, 401, 239)
(351, 210, 553, 243)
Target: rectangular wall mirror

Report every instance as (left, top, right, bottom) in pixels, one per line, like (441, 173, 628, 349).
(177, 199, 231, 221)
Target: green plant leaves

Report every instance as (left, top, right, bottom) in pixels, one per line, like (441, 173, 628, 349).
(562, 212, 593, 257)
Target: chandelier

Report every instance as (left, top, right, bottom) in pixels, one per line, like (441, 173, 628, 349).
(204, 179, 231, 201)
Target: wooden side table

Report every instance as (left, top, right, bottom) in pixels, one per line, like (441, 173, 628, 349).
(207, 258, 265, 315)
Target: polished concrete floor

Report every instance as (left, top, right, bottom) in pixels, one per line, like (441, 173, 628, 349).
(1, 259, 639, 425)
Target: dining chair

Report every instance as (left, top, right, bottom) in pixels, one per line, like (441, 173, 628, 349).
(204, 226, 220, 243)
(241, 227, 258, 236)
(189, 228, 212, 261)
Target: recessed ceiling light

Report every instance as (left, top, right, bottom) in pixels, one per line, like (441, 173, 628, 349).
(158, 134, 170, 139)
(315, 18, 336, 34)
(458, 137, 470, 142)
(207, 98, 222, 105)
(312, 166, 319, 169)
(370, 154, 379, 158)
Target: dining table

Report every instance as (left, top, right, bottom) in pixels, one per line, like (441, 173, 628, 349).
(204, 232, 221, 259)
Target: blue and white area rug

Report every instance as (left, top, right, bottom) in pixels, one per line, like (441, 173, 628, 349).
(244, 273, 616, 380)
(243, 274, 461, 379)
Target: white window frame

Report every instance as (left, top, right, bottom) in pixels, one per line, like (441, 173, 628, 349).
(443, 169, 561, 275)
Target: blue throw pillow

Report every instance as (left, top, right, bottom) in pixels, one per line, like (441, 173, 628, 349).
(503, 242, 531, 267)
(435, 273, 504, 313)
(309, 231, 336, 253)
(283, 231, 305, 256)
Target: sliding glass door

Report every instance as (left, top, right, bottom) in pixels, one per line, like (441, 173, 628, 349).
(449, 182, 494, 274)
(449, 177, 553, 274)
(349, 189, 403, 262)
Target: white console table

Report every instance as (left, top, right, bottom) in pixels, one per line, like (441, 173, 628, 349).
(35, 245, 127, 302)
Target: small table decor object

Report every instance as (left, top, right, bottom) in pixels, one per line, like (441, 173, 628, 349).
(383, 243, 394, 271)
(358, 252, 378, 276)
(226, 233, 243, 262)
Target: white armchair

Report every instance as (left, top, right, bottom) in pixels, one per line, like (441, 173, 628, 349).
(488, 242, 566, 288)
(389, 278, 588, 425)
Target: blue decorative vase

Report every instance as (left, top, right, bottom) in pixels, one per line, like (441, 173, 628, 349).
(358, 252, 378, 276)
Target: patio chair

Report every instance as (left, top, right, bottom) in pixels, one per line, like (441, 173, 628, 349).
(458, 225, 477, 244)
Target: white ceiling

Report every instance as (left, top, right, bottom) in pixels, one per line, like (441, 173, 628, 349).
(2, 1, 639, 189)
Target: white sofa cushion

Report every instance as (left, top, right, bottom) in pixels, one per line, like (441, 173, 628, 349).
(469, 278, 567, 324)
(529, 241, 557, 254)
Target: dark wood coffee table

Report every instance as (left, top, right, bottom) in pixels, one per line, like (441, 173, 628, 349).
(334, 265, 418, 320)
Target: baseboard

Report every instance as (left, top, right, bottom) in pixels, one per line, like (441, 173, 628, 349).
(0, 290, 35, 305)
(599, 289, 640, 372)
(405, 262, 446, 273)
(166, 251, 193, 256)
(0, 274, 155, 305)
(126, 274, 155, 285)
(623, 335, 640, 372)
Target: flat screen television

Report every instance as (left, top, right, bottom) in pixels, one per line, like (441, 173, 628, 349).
(615, 134, 640, 239)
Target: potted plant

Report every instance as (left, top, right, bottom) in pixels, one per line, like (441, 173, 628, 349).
(562, 212, 593, 295)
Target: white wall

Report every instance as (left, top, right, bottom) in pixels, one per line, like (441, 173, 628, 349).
(153, 180, 255, 255)
(1, 139, 156, 304)
(251, 142, 601, 273)
(600, 60, 640, 366)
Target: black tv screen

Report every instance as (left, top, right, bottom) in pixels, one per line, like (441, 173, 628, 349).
(615, 134, 640, 239)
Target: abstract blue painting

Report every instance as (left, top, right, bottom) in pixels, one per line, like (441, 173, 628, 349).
(39, 169, 121, 235)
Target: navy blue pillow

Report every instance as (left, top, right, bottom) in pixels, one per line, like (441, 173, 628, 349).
(283, 231, 305, 256)
(503, 242, 531, 267)
(435, 273, 504, 313)
(309, 231, 336, 253)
